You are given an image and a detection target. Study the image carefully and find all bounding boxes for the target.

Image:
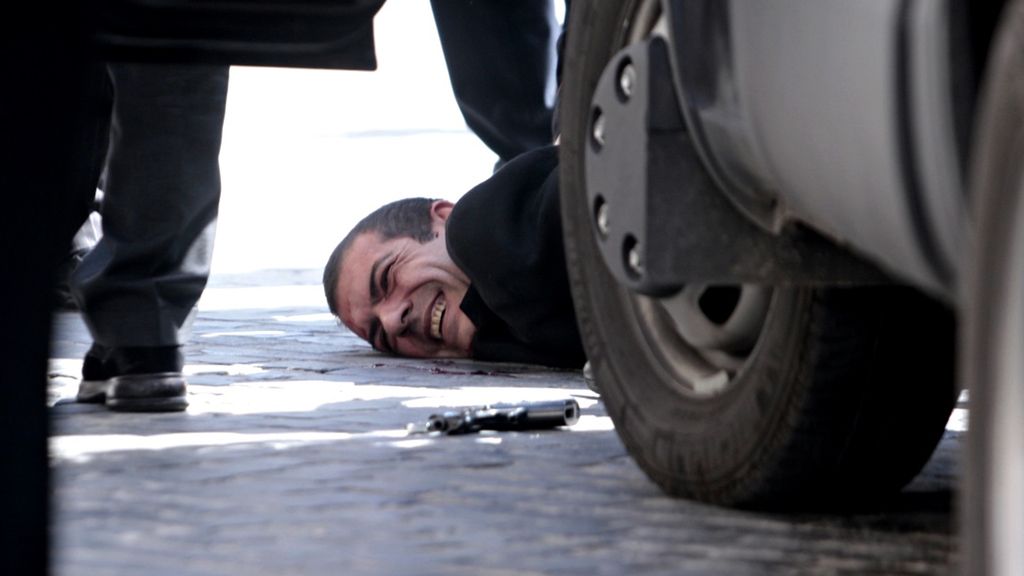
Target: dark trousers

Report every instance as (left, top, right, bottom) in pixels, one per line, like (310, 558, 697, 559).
(71, 64, 229, 348)
(430, 0, 559, 164)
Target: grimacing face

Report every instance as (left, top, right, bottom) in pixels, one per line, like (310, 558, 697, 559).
(335, 200, 477, 358)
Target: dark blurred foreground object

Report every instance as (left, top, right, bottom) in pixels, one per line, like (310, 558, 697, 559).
(4, 4, 96, 574)
(410, 399, 581, 435)
(7, 1, 384, 573)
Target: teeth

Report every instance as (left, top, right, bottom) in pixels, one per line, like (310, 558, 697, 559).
(430, 298, 446, 340)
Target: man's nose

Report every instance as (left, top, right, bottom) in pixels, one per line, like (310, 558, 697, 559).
(379, 299, 411, 335)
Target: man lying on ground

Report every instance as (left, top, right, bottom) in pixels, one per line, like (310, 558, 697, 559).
(322, 145, 585, 369)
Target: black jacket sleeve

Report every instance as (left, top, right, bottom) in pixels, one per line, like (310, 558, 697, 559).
(446, 145, 585, 369)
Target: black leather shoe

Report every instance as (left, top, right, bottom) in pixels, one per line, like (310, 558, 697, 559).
(106, 373, 188, 412)
(76, 345, 188, 412)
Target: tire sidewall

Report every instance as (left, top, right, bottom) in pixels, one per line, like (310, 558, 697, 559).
(559, 0, 956, 508)
(559, 0, 823, 503)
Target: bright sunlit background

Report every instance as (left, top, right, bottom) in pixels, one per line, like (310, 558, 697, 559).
(213, 1, 535, 275)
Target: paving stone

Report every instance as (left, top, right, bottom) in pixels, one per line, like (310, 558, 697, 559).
(48, 270, 958, 576)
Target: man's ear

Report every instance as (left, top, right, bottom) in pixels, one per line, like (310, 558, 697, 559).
(430, 200, 455, 226)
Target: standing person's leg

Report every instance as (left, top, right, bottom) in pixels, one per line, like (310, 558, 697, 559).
(430, 0, 558, 166)
(72, 63, 230, 412)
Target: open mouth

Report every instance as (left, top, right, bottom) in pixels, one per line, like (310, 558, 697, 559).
(430, 293, 447, 340)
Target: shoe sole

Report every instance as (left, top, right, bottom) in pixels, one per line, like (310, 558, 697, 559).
(106, 396, 188, 412)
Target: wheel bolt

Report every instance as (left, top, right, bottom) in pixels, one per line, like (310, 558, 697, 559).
(619, 62, 637, 99)
(628, 243, 644, 275)
(596, 200, 610, 237)
(592, 110, 606, 147)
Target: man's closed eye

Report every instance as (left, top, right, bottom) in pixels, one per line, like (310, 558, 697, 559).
(380, 261, 393, 297)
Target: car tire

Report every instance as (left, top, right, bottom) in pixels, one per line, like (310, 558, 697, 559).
(964, 0, 1024, 572)
(559, 0, 959, 510)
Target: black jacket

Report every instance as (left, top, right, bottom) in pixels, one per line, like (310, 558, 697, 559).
(446, 146, 586, 369)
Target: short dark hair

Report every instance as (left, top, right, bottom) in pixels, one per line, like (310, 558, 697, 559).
(323, 197, 438, 317)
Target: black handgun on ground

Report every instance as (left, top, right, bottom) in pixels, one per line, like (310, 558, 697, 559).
(421, 399, 580, 435)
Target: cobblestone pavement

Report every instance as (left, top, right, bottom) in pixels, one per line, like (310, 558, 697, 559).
(46, 269, 962, 576)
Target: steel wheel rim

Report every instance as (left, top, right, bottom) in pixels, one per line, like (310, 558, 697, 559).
(588, 0, 773, 399)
